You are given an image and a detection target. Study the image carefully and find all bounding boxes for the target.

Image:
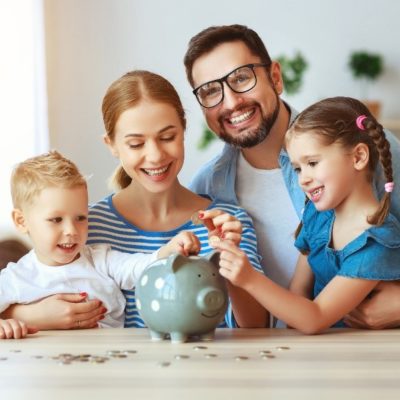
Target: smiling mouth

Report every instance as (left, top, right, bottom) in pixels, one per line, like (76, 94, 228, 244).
(309, 187, 324, 201)
(141, 164, 171, 176)
(227, 109, 255, 125)
(58, 243, 77, 250)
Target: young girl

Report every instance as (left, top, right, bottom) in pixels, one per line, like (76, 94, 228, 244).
(213, 96, 400, 334)
(5, 70, 267, 329)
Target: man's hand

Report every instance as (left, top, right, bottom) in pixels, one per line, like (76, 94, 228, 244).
(344, 281, 400, 329)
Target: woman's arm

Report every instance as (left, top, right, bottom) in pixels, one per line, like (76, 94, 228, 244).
(1, 293, 105, 330)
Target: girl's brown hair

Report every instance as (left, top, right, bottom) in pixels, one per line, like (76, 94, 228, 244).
(286, 96, 393, 233)
(102, 70, 186, 190)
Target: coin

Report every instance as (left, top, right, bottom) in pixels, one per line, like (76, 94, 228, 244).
(193, 345, 208, 351)
(157, 361, 171, 367)
(174, 354, 190, 360)
(204, 353, 218, 359)
(276, 346, 290, 350)
(209, 235, 221, 244)
(259, 350, 272, 356)
(261, 355, 276, 360)
(190, 211, 202, 225)
(234, 356, 249, 361)
(0, 357, 8, 361)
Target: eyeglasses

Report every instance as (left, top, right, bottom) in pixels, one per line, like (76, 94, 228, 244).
(192, 63, 269, 108)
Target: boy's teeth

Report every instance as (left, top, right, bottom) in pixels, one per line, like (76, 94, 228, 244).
(60, 243, 74, 249)
(229, 110, 253, 125)
(144, 166, 169, 176)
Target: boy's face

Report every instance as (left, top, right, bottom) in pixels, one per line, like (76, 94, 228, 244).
(14, 185, 88, 266)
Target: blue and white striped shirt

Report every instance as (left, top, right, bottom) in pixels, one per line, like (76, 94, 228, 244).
(88, 194, 262, 328)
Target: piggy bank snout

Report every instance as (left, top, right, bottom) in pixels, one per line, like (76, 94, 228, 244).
(196, 287, 225, 312)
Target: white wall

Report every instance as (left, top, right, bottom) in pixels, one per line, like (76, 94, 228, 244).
(44, 0, 400, 203)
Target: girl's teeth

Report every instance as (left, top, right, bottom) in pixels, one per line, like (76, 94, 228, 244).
(312, 188, 323, 196)
(60, 244, 74, 249)
(229, 110, 254, 125)
(144, 166, 169, 176)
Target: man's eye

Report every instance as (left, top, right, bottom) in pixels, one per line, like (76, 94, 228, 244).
(201, 85, 221, 98)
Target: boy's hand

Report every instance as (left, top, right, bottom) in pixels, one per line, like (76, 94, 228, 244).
(196, 209, 242, 245)
(211, 240, 255, 289)
(0, 318, 38, 339)
(159, 231, 200, 258)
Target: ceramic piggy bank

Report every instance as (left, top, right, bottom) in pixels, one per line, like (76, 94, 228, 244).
(136, 251, 228, 343)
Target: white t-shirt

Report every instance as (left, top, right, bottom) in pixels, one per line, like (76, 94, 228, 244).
(236, 153, 300, 325)
(0, 244, 157, 328)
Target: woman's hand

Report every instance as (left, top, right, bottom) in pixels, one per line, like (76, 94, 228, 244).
(0, 318, 38, 339)
(2, 293, 106, 330)
(198, 209, 242, 245)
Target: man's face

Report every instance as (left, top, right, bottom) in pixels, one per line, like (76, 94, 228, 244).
(191, 41, 283, 148)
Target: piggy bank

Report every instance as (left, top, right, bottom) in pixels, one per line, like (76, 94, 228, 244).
(136, 251, 228, 343)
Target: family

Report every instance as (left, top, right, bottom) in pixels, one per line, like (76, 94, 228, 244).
(1, 24, 400, 339)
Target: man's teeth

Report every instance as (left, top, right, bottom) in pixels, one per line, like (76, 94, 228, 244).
(311, 188, 323, 196)
(229, 110, 254, 125)
(59, 243, 74, 249)
(143, 166, 169, 176)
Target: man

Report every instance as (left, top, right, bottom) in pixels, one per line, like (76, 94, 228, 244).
(184, 24, 400, 329)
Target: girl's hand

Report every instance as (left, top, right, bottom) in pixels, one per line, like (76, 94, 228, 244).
(198, 209, 242, 245)
(3, 294, 106, 330)
(159, 231, 201, 257)
(0, 318, 37, 339)
(211, 240, 256, 289)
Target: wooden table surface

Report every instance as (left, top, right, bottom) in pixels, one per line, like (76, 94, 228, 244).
(1, 327, 400, 399)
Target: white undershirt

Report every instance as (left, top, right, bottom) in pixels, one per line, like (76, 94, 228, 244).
(236, 152, 300, 326)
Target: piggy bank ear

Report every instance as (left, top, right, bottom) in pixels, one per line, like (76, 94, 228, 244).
(169, 253, 188, 273)
(204, 250, 220, 269)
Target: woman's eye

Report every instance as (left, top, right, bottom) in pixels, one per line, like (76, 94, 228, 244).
(161, 135, 175, 142)
(128, 143, 143, 149)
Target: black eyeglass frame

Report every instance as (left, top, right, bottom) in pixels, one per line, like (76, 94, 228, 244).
(192, 63, 269, 108)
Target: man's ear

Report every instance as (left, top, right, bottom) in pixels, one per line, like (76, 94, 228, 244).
(12, 209, 28, 234)
(352, 143, 370, 171)
(103, 134, 119, 158)
(270, 61, 284, 95)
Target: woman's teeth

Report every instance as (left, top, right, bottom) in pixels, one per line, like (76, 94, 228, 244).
(143, 165, 169, 176)
(229, 110, 254, 125)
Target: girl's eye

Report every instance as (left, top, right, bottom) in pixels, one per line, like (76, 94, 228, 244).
(77, 215, 87, 222)
(308, 161, 318, 167)
(293, 167, 301, 174)
(128, 143, 144, 149)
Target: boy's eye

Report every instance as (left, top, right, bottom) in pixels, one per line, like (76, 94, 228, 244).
(48, 217, 62, 223)
(77, 215, 87, 222)
(308, 161, 318, 167)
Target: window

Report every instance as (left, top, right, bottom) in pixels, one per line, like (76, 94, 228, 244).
(0, 0, 48, 235)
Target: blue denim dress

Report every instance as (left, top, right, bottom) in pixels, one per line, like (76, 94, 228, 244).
(295, 201, 400, 327)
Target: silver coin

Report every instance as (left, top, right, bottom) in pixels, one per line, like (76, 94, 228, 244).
(259, 350, 272, 355)
(157, 361, 171, 367)
(193, 345, 208, 350)
(174, 354, 190, 360)
(0, 357, 8, 361)
(276, 346, 290, 350)
(122, 350, 137, 354)
(9, 349, 21, 353)
(261, 354, 276, 359)
(204, 353, 218, 359)
(190, 211, 202, 225)
(234, 356, 249, 361)
(31, 355, 44, 359)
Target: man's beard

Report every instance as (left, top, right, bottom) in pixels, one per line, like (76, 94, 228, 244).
(217, 92, 280, 149)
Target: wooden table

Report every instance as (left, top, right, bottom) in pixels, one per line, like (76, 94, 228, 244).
(1, 328, 400, 399)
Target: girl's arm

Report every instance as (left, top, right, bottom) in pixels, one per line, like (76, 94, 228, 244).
(215, 240, 378, 334)
(289, 254, 314, 299)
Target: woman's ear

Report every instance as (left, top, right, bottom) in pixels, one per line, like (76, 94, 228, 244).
(103, 134, 119, 158)
(352, 143, 370, 171)
(12, 209, 28, 234)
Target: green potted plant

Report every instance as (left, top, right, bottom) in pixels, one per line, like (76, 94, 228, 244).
(348, 50, 384, 118)
(197, 51, 308, 150)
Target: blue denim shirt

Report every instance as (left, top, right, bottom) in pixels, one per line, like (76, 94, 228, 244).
(295, 201, 400, 327)
(189, 103, 400, 222)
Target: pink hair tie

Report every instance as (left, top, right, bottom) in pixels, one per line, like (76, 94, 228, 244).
(385, 182, 394, 193)
(356, 115, 367, 130)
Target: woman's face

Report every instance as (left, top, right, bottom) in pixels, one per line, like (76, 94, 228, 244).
(106, 100, 185, 194)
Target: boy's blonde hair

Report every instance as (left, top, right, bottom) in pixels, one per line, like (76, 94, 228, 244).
(11, 150, 87, 209)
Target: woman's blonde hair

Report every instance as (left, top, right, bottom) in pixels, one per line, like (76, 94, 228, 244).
(11, 150, 87, 209)
(102, 70, 186, 190)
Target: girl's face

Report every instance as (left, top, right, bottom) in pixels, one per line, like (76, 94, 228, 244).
(286, 132, 359, 212)
(106, 100, 185, 193)
(17, 186, 88, 266)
